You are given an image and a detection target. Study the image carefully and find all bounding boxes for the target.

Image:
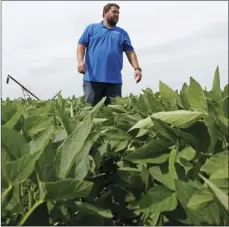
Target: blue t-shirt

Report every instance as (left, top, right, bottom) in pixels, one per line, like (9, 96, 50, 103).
(78, 21, 134, 84)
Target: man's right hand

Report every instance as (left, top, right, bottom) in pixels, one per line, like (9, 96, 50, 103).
(77, 61, 86, 74)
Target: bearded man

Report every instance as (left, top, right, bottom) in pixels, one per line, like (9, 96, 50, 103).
(77, 3, 142, 106)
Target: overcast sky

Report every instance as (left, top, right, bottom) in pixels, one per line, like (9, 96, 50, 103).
(2, 1, 228, 100)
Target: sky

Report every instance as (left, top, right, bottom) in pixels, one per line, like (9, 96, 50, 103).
(2, 1, 228, 100)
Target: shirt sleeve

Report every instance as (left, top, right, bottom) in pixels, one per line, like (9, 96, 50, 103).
(78, 24, 92, 47)
(123, 31, 134, 51)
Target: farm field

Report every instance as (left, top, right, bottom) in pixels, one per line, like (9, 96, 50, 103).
(1, 67, 228, 226)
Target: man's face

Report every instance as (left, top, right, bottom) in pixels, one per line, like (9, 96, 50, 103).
(105, 6, 119, 26)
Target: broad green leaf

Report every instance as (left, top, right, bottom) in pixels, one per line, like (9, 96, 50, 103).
(36, 141, 56, 181)
(125, 139, 170, 164)
(152, 110, 206, 128)
(135, 185, 178, 212)
(201, 150, 228, 175)
(139, 164, 149, 191)
(176, 146, 196, 175)
(114, 140, 129, 152)
(151, 118, 177, 141)
(215, 116, 228, 135)
(3, 109, 24, 129)
(39, 179, 93, 201)
(29, 126, 54, 153)
(92, 118, 108, 125)
(146, 94, 164, 113)
(143, 212, 163, 226)
(86, 97, 106, 118)
(136, 128, 150, 138)
(4, 150, 42, 185)
(205, 117, 220, 153)
(104, 128, 132, 140)
(75, 201, 113, 218)
(128, 116, 153, 132)
(149, 165, 175, 190)
(175, 180, 221, 225)
(159, 81, 180, 110)
(223, 84, 228, 98)
(180, 83, 190, 110)
(182, 121, 211, 150)
(55, 115, 93, 179)
(188, 77, 208, 112)
(1, 104, 17, 123)
(172, 128, 207, 154)
(211, 66, 222, 101)
(220, 96, 229, 118)
(177, 146, 196, 161)
(210, 165, 228, 189)
(24, 115, 53, 136)
(107, 104, 126, 113)
(168, 146, 178, 179)
(2, 127, 29, 159)
(199, 174, 228, 211)
(187, 187, 214, 210)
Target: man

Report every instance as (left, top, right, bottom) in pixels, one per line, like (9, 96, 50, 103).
(77, 3, 142, 106)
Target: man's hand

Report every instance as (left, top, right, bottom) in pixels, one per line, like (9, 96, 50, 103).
(134, 69, 142, 83)
(77, 61, 86, 74)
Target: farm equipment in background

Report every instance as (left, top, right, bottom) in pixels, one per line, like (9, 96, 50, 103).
(6, 75, 61, 100)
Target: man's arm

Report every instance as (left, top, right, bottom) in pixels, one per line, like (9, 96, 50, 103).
(125, 50, 142, 83)
(125, 50, 140, 69)
(77, 44, 87, 74)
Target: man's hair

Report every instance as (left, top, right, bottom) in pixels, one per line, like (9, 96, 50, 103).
(103, 3, 120, 17)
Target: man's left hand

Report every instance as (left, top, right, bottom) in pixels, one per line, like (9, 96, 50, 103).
(134, 70, 142, 83)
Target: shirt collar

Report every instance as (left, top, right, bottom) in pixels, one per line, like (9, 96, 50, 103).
(100, 21, 116, 30)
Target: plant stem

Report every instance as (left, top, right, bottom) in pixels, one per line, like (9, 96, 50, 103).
(18, 200, 43, 226)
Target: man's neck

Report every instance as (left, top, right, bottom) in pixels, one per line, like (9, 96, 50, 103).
(103, 19, 113, 28)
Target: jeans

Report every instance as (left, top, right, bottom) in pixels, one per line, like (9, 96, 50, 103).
(83, 81, 122, 106)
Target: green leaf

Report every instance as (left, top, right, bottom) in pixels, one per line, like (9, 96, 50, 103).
(36, 141, 56, 181)
(125, 139, 170, 164)
(201, 150, 228, 175)
(4, 150, 42, 185)
(3, 109, 24, 129)
(159, 81, 180, 110)
(55, 115, 93, 179)
(211, 66, 222, 101)
(139, 164, 149, 191)
(199, 174, 228, 211)
(151, 118, 177, 141)
(172, 128, 207, 154)
(29, 126, 54, 153)
(104, 128, 132, 140)
(205, 117, 220, 153)
(135, 185, 178, 212)
(220, 96, 229, 118)
(180, 83, 190, 110)
(188, 77, 208, 112)
(128, 116, 153, 132)
(209, 166, 228, 189)
(187, 187, 214, 210)
(215, 116, 228, 135)
(39, 179, 93, 201)
(175, 180, 222, 225)
(75, 201, 113, 218)
(24, 115, 53, 136)
(169, 146, 178, 179)
(223, 84, 228, 98)
(149, 165, 175, 190)
(2, 127, 29, 159)
(151, 110, 206, 128)
(107, 104, 126, 113)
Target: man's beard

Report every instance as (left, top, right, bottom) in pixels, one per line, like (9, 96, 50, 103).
(107, 17, 118, 26)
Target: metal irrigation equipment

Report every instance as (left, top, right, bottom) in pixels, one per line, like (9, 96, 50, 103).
(6, 75, 40, 100)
